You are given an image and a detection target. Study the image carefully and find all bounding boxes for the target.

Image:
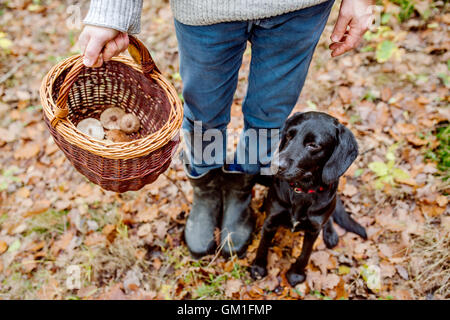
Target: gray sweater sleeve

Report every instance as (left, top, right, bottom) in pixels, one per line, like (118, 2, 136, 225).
(83, 0, 143, 34)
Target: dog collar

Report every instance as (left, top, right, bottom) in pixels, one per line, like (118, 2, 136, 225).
(289, 182, 327, 194)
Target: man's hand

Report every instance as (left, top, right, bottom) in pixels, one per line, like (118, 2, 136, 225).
(330, 0, 375, 57)
(78, 25, 129, 67)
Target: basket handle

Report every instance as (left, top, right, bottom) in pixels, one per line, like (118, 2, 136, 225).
(52, 35, 159, 127)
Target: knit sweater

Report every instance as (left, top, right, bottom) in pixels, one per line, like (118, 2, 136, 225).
(83, 0, 329, 33)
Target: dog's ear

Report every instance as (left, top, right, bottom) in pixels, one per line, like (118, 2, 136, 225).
(322, 124, 358, 184)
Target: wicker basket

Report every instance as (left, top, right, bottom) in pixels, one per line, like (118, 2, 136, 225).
(40, 36, 183, 193)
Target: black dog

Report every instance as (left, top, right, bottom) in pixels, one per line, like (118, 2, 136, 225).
(250, 111, 367, 287)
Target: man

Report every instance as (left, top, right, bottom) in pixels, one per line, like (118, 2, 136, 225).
(79, 0, 374, 258)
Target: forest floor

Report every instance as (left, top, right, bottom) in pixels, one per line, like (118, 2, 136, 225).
(0, 0, 448, 300)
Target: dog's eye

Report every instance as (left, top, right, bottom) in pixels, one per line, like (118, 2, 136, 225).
(306, 142, 321, 151)
(285, 130, 295, 140)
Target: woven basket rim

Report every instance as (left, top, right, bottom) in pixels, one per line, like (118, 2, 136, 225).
(40, 54, 183, 160)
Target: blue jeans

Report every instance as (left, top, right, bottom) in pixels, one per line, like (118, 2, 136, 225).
(174, 0, 335, 175)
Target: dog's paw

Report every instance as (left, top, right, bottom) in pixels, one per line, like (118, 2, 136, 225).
(250, 264, 267, 280)
(286, 269, 306, 287)
(355, 224, 368, 240)
(323, 227, 339, 249)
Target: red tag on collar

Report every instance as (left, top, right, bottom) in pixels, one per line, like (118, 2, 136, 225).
(294, 187, 303, 193)
(292, 183, 329, 194)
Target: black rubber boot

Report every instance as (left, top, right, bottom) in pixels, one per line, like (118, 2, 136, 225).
(220, 167, 256, 258)
(184, 164, 222, 259)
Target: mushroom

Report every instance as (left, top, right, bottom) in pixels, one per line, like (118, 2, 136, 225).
(120, 113, 141, 134)
(105, 129, 131, 143)
(100, 107, 126, 130)
(76, 118, 105, 140)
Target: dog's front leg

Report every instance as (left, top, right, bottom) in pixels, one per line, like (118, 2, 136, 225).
(286, 230, 320, 287)
(322, 218, 339, 249)
(250, 222, 278, 280)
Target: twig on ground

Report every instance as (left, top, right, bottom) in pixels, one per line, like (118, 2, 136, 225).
(0, 56, 27, 84)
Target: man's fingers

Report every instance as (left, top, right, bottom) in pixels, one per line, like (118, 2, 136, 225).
(330, 26, 365, 57)
(344, 33, 361, 50)
(331, 14, 351, 43)
(329, 42, 341, 51)
(117, 32, 129, 51)
(83, 37, 105, 67)
(91, 55, 104, 68)
(102, 33, 129, 62)
(102, 40, 119, 62)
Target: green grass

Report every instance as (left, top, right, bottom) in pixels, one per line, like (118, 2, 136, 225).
(190, 262, 248, 299)
(390, 0, 416, 22)
(27, 209, 69, 236)
(195, 273, 228, 298)
(426, 124, 450, 181)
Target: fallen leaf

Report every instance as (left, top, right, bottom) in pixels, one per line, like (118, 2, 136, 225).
(294, 282, 308, 297)
(420, 204, 445, 217)
(378, 244, 393, 258)
(123, 269, 141, 293)
(395, 176, 417, 186)
(84, 233, 106, 246)
(381, 87, 392, 101)
(76, 183, 93, 197)
(442, 216, 450, 234)
(380, 261, 396, 278)
(16, 187, 30, 198)
(152, 257, 162, 271)
(310, 251, 331, 274)
(14, 142, 40, 160)
(50, 231, 74, 256)
(23, 200, 51, 218)
(395, 265, 409, 280)
(258, 274, 278, 291)
(360, 265, 381, 292)
(406, 135, 427, 146)
(436, 195, 448, 207)
(225, 279, 242, 297)
(136, 206, 158, 222)
(26, 240, 45, 252)
(342, 183, 358, 197)
(0, 127, 17, 144)
(102, 224, 116, 240)
(137, 223, 151, 237)
(335, 278, 348, 299)
(395, 123, 417, 135)
(0, 241, 8, 255)
(338, 265, 351, 275)
(322, 273, 340, 290)
(7, 239, 21, 253)
(338, 86, 352, 104)
(306, 270, 324, 292)
(154, 221, 167, 239)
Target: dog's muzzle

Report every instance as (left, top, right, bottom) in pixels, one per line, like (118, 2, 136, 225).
(291, 220, 300, 232)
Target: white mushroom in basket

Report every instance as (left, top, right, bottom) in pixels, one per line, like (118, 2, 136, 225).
(76, 118, 105, 140)
(106, 129, 131, 143)
(100, 107, 126, 130)
(120, 113, 141, 134)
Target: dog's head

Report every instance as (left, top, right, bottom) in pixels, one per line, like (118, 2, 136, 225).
(274, 112, 358, 186)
